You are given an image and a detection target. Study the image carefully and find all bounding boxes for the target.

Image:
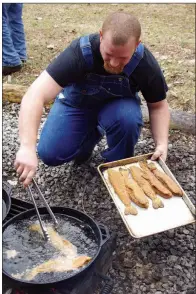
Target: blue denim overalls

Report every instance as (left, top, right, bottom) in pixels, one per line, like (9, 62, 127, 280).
(58, 35, 144, 109)
(38, 35, 144, 165)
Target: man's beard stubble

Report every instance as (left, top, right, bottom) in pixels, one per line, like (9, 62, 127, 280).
(103, 61, 124, 74)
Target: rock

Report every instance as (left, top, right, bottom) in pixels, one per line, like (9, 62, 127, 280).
(183, 229, 190, 235)
(152, 267, 163, 281)
(186, 290, 195, 294)
(170, 248, 178, 255)
(167, 255, 178, 263)
(2, 101, 196, 294)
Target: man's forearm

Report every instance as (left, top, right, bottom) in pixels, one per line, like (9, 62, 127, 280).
(148, 100, 170, 147)
(15, 71, 62, 187)
(19, 87, 44, 150)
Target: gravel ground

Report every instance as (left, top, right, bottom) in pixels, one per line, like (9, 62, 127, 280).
(3, 102, 196, 294)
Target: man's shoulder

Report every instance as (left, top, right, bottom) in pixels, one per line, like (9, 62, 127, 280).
(141, 45, 161, 70)
(66, 33, 99, 60)
(89, 33, 100, 44)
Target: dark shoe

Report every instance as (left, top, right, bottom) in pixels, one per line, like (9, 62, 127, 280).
(21, 59, 27, 65)
(74, 152, 93, 165)
(2, 64, 22, 76)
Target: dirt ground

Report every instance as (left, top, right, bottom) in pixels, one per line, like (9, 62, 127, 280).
(3, 3, 195, 112)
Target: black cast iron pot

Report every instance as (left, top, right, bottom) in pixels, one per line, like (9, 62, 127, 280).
(2, 206, 110, 291)
(2, 181, 12, 221)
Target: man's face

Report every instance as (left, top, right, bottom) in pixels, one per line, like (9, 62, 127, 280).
(100, 31, 139, 74)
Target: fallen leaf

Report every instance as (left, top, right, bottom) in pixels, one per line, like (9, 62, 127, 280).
(187, 59, 195, 66)
(173, 81, 183, 85)
(187, 71, 194, 78)
(47, 44, 55, 50)
(7, 75, 12, 83)
(169, 90, 178, 98)
(159, 55, 168, 61)
(167, 83, 172, 89)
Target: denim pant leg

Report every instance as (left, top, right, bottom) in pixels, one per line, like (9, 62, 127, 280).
(2, 4, 21, 66)
(98, 98, 143, 162)
(37, 99, 101, 166)
(8, 4, 27, 60)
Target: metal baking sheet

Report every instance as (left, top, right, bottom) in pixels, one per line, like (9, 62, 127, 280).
(98, 153, 195, 238)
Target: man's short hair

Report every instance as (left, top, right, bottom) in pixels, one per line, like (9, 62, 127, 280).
(102, 11, 141, 45)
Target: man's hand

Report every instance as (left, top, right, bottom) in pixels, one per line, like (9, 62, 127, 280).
(151, 144, 168, 162)
(147, 100, 170, 163)
(14, 146, 38, 187)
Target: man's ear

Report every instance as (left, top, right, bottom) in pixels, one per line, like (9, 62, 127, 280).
(99, 30, 103, 42)
(135, 39, 141, 49)
(137, 39, 141, 46)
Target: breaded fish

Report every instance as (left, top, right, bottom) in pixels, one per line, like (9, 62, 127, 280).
(12, 272, 25, 279)
(129, 166, 164, 209)
(5, 249, 19, 259)
(139, 161, 172, 199)
(107, 169, 138, 215)
(147, 162, 183, 196)
(29, 224, 77, 257)
(119, 168, 149, 209)
(24, 255, 92, 281)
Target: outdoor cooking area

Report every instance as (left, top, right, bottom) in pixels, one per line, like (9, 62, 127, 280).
(2, 101, 195, 294)
(2, 3, 195, 294)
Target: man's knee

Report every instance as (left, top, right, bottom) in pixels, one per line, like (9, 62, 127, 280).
(37, 141, 77, 166)
(100, 99, 143, 134)
(123, 114, 142, 132)
(37, 143, 60, 166)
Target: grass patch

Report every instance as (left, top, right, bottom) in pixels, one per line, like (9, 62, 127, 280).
(3, 3, 195, 112)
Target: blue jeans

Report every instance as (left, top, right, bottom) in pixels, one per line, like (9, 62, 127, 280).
(2, 4, 27, 66)
(38, 98, 143, 166)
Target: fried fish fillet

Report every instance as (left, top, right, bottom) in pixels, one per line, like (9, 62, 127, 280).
(119, 168, 149, 209)
(147, 162, 183, 196)
(5, 249, 19, 259)
(107, 169, 138, 215)
(29, 224, 77, 257)
(25, 255, 92, 281)
(12, 272, 25, 279)
(139, 161, 172, 199)
(129, 166, 164, 209)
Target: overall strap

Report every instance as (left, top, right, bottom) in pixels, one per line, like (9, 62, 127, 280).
(123, 43, 144, 77)
(80, 35, 94, 70)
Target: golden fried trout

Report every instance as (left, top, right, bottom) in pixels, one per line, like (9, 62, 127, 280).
(120, 168, 149, 209)
(147, 162, 183, 196)
(139, 161, 172, 199)
(107, 169, 138, 215)
(29, 224, 77, 257)
(129, 166, 164, 209)
(24, 255, 92, 281)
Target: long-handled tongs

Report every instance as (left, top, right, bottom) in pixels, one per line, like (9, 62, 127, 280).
(27, 178, 59, 241)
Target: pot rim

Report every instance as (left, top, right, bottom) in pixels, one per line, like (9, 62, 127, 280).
(3, 206, 104, 287)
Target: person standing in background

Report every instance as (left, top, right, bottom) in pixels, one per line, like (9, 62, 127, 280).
(2, 3, 27, 75)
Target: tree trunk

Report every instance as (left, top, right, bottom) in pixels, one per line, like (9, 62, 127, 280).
(3, 83, 28, 103)
(141, 104, 195, 135)
(3, 83, 195, 135)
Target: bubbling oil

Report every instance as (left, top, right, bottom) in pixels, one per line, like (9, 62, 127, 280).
(3, 214, 99, 283)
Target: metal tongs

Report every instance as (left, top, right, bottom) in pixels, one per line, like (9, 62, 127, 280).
(27, 178, 59, 241)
